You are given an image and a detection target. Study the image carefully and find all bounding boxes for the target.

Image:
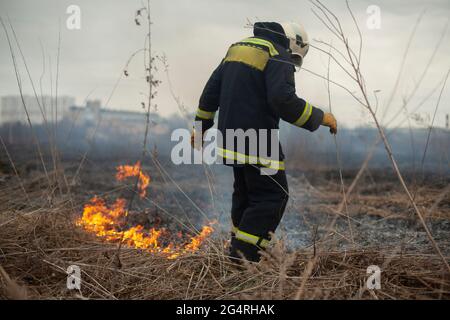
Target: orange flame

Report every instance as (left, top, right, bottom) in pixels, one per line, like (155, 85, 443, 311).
(76, 163, 214, 259)
(184, 225, 214, 252)
(116, 161, 150, 198)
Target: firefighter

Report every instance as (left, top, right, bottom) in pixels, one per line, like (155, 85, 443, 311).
(192, 21, 337, 262)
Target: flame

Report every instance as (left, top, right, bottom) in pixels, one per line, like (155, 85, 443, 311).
(184, 225, 214, 252)
(76, 163, 214, 259)
(116, 161, 150, 197)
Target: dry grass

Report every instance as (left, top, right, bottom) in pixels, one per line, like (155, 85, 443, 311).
(0, 202, 448, 300)
(306, 176, 450, 220)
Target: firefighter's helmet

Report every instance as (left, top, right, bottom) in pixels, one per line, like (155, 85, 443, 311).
(280, 22, 309, 68)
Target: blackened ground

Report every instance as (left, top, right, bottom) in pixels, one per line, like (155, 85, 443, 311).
(204, 165, 450, 255)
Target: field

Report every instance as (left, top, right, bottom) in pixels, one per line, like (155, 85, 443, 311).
(0, 0, 449, 301)
(0, 152, 449, 300)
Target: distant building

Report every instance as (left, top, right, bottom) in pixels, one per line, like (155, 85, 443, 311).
(64, 100, 169, 137)
(66, 100, 148, 126)
(0, 95, 75, 125)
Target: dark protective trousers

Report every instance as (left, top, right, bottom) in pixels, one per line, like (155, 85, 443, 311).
(229, 165, 289, 262)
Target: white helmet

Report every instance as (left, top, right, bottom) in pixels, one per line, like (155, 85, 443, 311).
(280, 22, 309, 68)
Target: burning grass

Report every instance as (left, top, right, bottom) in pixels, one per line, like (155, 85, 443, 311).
(76, 163, 214, 259)
(0, 201, 449, 300)
(116, 161, 150, 198)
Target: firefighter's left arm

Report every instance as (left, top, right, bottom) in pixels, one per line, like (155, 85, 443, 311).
(265, 58, 324, 131)
(194, 62, 223, 133)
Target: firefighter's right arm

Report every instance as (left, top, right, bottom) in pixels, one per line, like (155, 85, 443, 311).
(192, 62, 224, 149)
(265, 58, 336, 134)
(194, 62, 223, 132)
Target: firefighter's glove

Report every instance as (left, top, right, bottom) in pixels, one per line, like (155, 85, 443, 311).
(190, 129, 203, 150)
(322, 112, 337, 135)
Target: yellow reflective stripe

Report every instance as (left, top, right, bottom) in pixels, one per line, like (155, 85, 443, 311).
(231, 224, 238, 234)
(235, 229, 270, 248)
(218, 148, 285, 170)
(261, 239, 270, 248)
(294, 101, 313, 127)
(224, 45, 269, 71)
(241, 38, 279, 56)
(217, 147, 285, 171)
(196, 108, 216, 120)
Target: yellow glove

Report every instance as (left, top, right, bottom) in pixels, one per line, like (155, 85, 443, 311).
(190, 129, 203, 150)
(322, 112, 337, 134)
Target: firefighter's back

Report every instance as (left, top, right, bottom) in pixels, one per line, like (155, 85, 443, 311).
(217, 37, 282, 133)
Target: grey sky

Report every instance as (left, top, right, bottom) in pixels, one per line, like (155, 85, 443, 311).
(0, 0, 449, 128)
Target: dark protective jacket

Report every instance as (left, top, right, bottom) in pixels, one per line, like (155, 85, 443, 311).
(194, 22, 324, 170)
